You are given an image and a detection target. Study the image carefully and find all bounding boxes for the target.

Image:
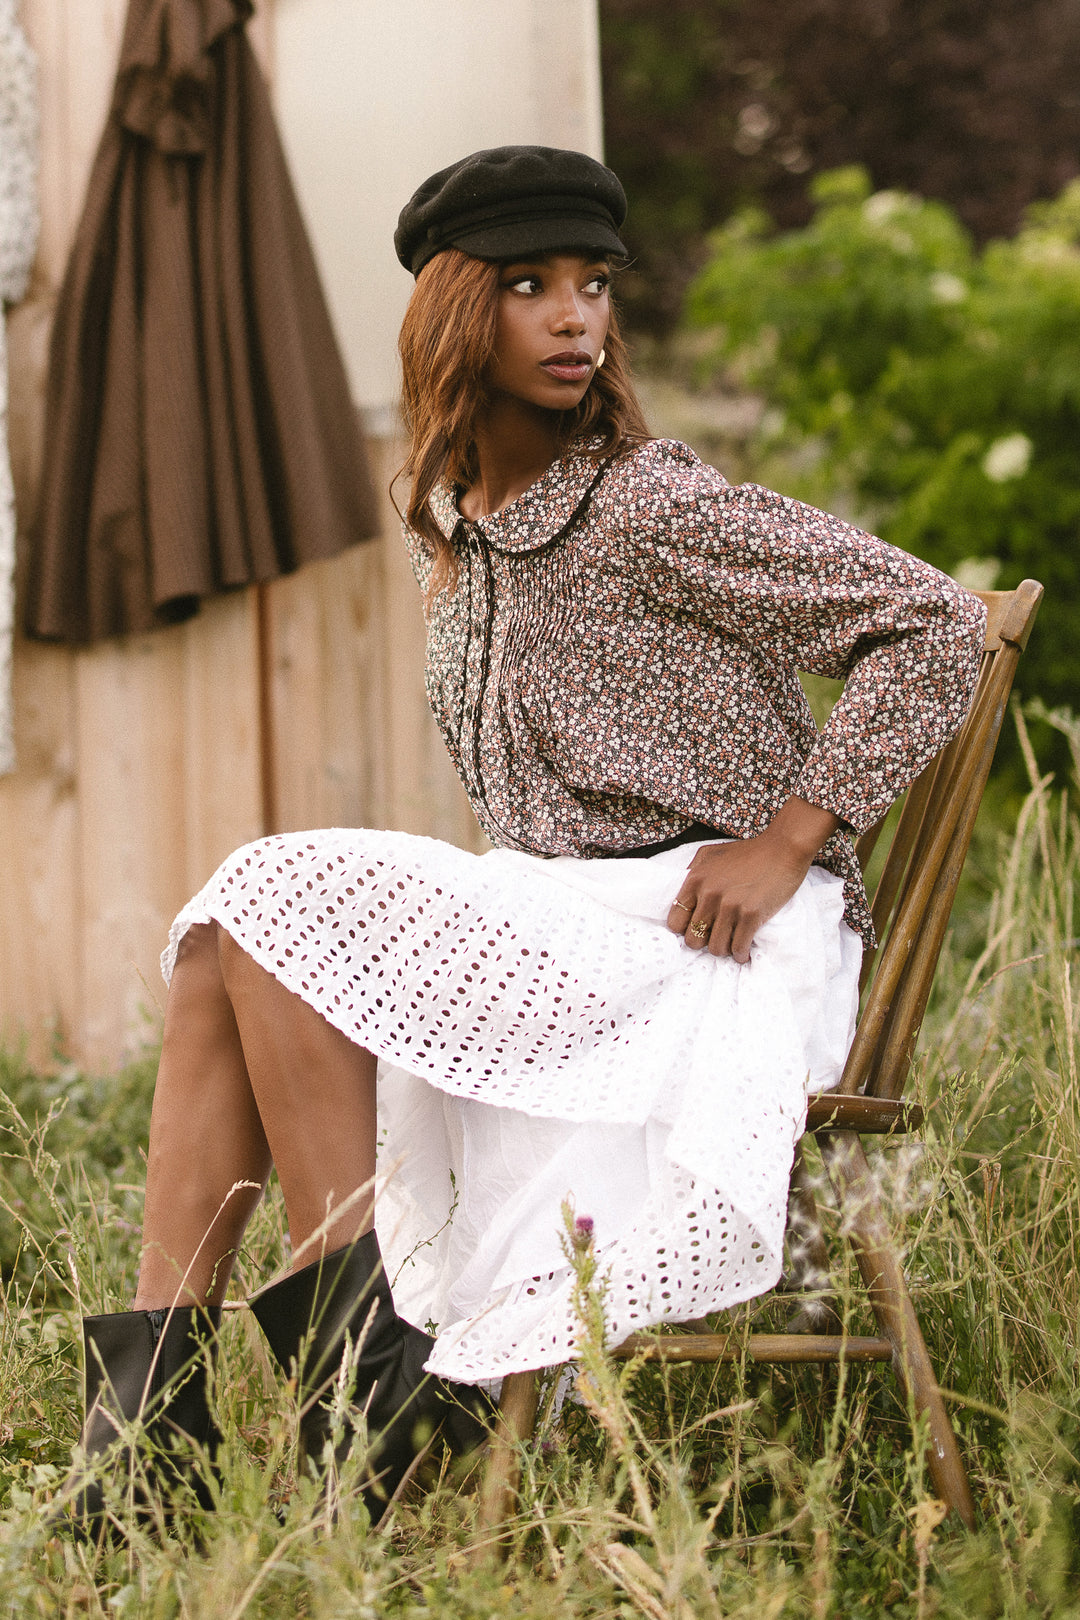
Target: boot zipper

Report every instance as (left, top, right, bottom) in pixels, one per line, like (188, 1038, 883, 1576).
(146, 1308, 168, 1403)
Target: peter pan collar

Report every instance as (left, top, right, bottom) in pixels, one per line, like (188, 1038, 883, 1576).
(429, 441, 607, 555)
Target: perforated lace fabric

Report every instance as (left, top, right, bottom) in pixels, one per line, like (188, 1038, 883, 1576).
(164, 828, 861, 1381)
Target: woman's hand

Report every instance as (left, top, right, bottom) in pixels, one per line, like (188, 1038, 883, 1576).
(666, 797, 840, 963)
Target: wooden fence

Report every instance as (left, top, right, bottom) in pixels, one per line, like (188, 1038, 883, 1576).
(2, 0, 482, 1068)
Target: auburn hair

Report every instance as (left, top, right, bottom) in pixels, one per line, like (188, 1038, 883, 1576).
(397, 248, 650, 600)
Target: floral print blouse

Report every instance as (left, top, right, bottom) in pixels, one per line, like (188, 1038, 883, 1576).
(403, 438, 986, 946)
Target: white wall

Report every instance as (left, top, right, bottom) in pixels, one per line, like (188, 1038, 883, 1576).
(272, 0, 603, 420)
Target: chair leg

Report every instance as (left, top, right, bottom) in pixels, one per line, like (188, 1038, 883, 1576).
(820, 1130, 976, 1529)
(783, 1143, 843, 1334)
(472, 1369, 540, 1559)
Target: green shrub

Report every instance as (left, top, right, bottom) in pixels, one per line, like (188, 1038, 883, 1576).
(684, 167, 1080, 745)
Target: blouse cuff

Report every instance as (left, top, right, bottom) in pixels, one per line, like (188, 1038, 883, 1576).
(793, 758, 881, 839)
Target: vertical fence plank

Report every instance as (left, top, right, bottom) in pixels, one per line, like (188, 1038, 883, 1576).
(262, 435, 484, 849)
(0, 637, 82, 1059)
(2, 285, 78, 1059)
(71, 596, 264, 1066)
(178, 593, 265, 895)
(73, 633, 188, 1061)
(262, 546, 383, 835)
(1, 0, 128, 1062)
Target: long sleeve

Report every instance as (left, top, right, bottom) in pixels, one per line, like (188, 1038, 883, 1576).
(606, 440, 985, 834)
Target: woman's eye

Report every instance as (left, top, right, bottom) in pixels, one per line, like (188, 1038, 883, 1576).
(506, 276, 543, 294)
(584, 275, 609, 295)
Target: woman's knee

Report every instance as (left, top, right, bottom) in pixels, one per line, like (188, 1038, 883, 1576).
(214, 920, 258, 985)
(174, 917, 250, 977)
(171, 920, 222, 979)
(164, 922, 235, 1032)
(168, 921, 257, 1023)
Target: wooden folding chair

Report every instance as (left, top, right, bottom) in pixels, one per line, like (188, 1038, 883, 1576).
(477, 578, 1043, 1538)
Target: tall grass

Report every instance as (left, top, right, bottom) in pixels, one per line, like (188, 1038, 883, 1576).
(0, 710, 1076, 1617)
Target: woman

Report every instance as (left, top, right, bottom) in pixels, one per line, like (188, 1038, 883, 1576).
(61, 146, 985, 1530)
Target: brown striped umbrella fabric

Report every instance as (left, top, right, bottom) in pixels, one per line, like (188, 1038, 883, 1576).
(25, 0, 378, 641)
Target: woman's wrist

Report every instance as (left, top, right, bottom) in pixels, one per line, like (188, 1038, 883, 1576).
(760, 796, 841, 864)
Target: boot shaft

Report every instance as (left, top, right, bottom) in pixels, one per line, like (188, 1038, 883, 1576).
(249, 1235, 447, 1500)
(249, 1233, 408, 1400)
(83, 1305, 221, 1454)
(59, 1304, 222, 1538)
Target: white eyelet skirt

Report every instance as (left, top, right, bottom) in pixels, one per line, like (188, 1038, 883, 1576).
(163, 829, 861, 1384)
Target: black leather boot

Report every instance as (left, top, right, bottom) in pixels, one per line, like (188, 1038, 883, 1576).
(250, 1234, 489, 1517)
(57, 1305, 222, 1538)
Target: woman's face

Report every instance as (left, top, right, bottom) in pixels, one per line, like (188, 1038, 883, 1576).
(487, 254, 611, 413)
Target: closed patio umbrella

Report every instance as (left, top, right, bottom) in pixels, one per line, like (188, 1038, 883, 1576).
(25, 0, 378, 642)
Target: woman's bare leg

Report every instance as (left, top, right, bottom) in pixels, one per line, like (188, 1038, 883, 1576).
(215, 925, 378, 1266)
(134, 924, 272, 1308)
(133, 920, 378, 1310)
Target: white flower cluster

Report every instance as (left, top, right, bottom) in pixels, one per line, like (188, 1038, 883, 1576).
(982, 432, 1033, 483)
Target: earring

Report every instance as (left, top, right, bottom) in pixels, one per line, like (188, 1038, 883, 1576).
(596, 348, 606, 368)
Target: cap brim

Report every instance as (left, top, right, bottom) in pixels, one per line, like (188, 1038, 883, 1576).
(448, 215, 629, 264)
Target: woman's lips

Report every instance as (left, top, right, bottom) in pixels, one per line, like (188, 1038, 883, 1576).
(541, 351, 593, 382)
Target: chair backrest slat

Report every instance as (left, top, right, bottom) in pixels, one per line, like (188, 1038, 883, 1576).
(836, 579, 1042, 1100)
(866, 661, 1015, 1099)
(859, 752, 940, 993)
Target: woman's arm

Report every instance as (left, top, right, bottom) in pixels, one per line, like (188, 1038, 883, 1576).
(604, 441, 986, 959)
(607, 441, 986, 841)
(666, 796, 840, 961)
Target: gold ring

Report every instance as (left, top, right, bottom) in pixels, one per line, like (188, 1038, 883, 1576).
(671, 900, 691, 913)
(689, 921, 710, 939)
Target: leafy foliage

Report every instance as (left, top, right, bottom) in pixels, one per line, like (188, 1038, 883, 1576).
(601, 0, 1080, 332)
(0, 1047, 156, 1294)
(683, 169, 1080, 733)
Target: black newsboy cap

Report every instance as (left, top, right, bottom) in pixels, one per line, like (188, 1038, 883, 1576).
(395, 145, 628, 278)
